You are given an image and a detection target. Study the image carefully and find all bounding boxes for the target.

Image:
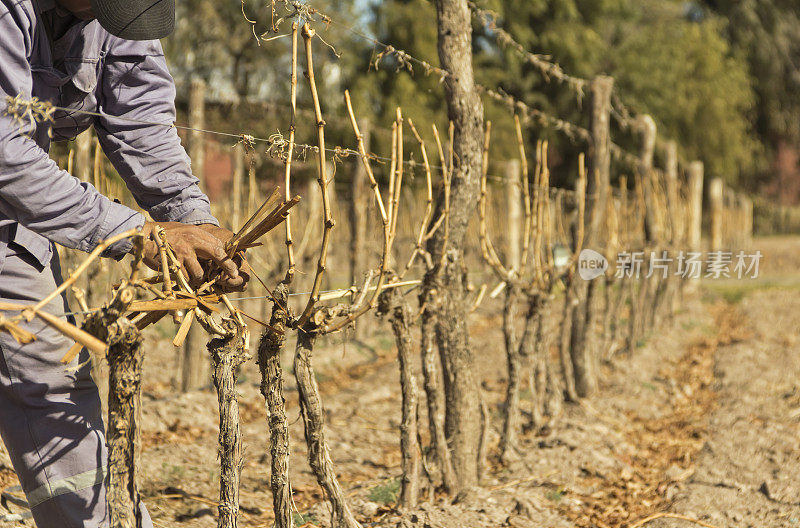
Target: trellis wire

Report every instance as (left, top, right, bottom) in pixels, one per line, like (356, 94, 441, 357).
(3, 97, 450, 172)
(468, 1, 588, 98)
(261, 0, 650, 164)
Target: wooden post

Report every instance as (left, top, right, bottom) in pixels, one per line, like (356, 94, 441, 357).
(568, 75, 613, 398)
(181, 78, 209, 393)
(664, 141, 681, 247)
(724, 188, 735, 248)
(584, 77, 614, 251)
(181, 324, 208, 392)
(75, 129, 93, 183)
(687, 162, 704, 253)
(247, 153, 258, 218)
(295, 179, 322, 308)
(709, 177, 724, 252)
(742, 195, 753, 247)
(505, 159, 522, 269)
(231, 143, 245, 231)
(664, 140, 681, 316)
(427, 0, 486, 491)
(729, 191, 745, 250)
(786, 205, 792, 232)
(350, 118, 370, 287)
(638, 116, 660, 241)
(189, 79, 207, 189)
(634, 115, 659, 336)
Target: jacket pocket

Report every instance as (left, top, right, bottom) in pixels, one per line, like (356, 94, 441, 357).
(12, 224, 53, 269)
(62, 57, 100, 94)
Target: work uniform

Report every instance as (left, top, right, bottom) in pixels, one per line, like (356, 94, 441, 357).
(0, 0, 218, 525)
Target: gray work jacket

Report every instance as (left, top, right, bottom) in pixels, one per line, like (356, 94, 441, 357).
(0, 0, 217, 269)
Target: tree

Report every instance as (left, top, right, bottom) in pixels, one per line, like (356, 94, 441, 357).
(701, 0, 800, 196)
(165, 0, 362, 106)
(164, 0, 282, 99)
(425, 0, 485, 491)
(346, 0, 449, 156)
(702, 0, 800, 145)
(611, 8, 759, 184)
(473, 0, 759, 186)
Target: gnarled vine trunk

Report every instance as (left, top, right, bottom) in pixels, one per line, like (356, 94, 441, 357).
(83, 287, 142, 528)
(295, 321, 361, 528)
(257, 285, 293, 528)
(427, 0, 486, 492)
(500, 285, 522, 462)
(418, 297, 456, 492)
(379, 287, 420, 508)
(210, 329, 249, 528)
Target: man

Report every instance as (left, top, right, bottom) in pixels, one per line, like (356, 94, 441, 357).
(0, 0, 247, 525)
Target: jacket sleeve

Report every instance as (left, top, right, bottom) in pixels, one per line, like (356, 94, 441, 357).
(94, 38, 219, 227)
(0, 5, 143, 257)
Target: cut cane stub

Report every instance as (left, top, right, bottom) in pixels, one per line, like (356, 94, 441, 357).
(0, 316, 36, 344)
(61, 342, 84, 364)
(225, 188, 301, 258)
(0, 302, 108, 362)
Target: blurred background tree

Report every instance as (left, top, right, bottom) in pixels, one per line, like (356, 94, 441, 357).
(701, 0, 800, 200)
(165, 0, 281, 100)
(470, 0, 758, 187)
(160, 0, 799, 201)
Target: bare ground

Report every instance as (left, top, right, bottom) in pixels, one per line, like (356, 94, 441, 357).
(1, 236, 799, 528)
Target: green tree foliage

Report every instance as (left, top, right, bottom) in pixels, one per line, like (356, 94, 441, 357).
(164, 1, 361, 106)
(475, 0, 758, 185)
(164, 0, 280, 99)
(701, 0, 800, 192)
(702, 0, 800, 145)
(160, 0, 787, 190)
(473, 0, 632, 185)
(346, 0, 447, 160)
(162, 1, 368, 191)
(611, 8, 759, 182)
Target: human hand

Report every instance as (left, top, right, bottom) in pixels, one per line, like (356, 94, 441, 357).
(139, 222, 246, 290)
(197, 224, 251, 291)
(197, 224, 236, 246)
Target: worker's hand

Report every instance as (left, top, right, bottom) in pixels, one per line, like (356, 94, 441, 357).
(197, 224, 236, 246)
(197, 224, 251, 292)
(139, 222, 246, 290)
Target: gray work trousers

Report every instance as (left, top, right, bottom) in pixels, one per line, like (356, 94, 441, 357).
(0, 242, 152, 527)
